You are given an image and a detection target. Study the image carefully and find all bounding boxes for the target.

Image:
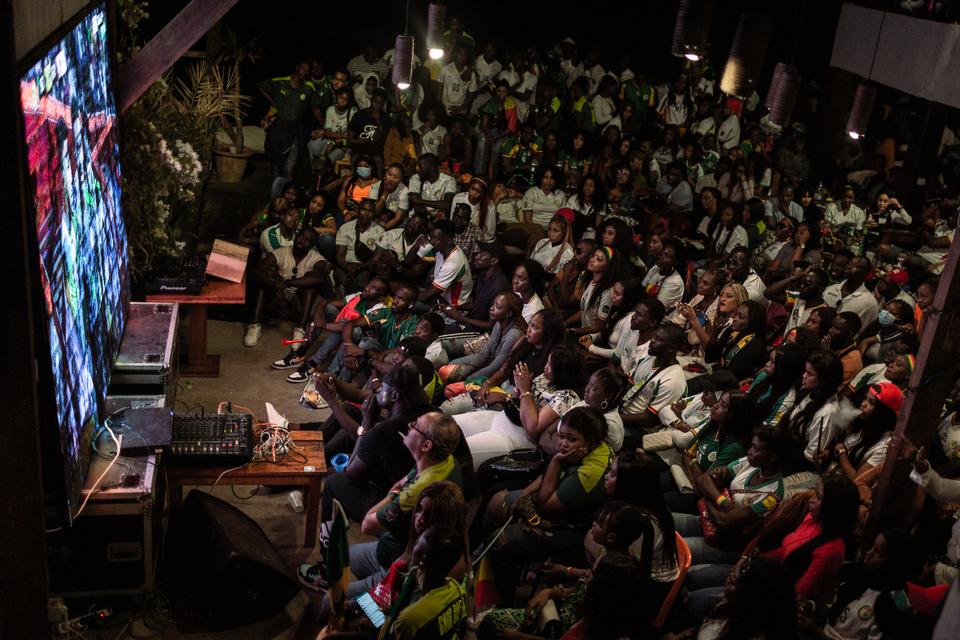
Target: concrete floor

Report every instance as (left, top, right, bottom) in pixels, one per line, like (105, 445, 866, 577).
(159, 317, 373, 639)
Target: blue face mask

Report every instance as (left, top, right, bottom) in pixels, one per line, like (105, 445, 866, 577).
(356, 166, 372, 178)
(878, 309, 895, 327)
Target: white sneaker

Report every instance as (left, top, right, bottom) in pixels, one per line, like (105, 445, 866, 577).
(264, 402, 289, 430)
(243, 323, 261, 347)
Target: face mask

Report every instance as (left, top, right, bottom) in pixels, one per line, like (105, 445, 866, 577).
(356, 166, 372, 179)
(878, 309, 895, 327)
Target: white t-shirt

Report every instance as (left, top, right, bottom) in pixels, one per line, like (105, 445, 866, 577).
(592, 94, 616, 127)
(788, 394, 840, 463)
(580, 281, 612, 331)
(425, 339, 449, 367)
(439, 63, 477, 113)
(529, 238, 574, 274)
(418, 124, 447, 156)
(376, 228, 421, 260)
(430, 246, 473, 307)
(271, 245, 326, 280)
(620, 356, 688, 429)
(764, 197, 804, 223)
(717, 115, 741, 150)
(823, 281, 880, 329)
(335, 219, 384, 263)
(728, 456, 784, 517)
(474, 56, 502, 85)
(739, 270, 767, 304)
(519, 292, 545, 323)
(323, 105, 357, 141)
(711, 224, 749, 257)
(825, 202, 867, 230)
(408, 172, 457, 216)
(844, 430, 891, 469)
(565, 194, 600, 219)
(381, 184, 410, 216)
(642, 265, 685, 309)
(519, 187, 566, 229)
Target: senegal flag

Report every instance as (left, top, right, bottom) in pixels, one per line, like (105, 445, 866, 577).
(325, 498, 351, 629)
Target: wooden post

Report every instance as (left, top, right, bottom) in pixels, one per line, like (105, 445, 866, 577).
(864, 217, 960, 544)
(1, 0, 50, 635)
(116, 0, 238, 113)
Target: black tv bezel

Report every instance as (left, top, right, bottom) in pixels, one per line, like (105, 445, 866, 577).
(18, 0, 130, 527)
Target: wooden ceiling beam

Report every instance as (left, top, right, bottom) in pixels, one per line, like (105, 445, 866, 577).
(116, 0, 239, 113)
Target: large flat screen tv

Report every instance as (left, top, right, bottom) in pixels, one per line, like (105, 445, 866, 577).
(20, 2, 128, 522)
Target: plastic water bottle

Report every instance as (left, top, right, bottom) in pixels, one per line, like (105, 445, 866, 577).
(288, 489, 304, 513)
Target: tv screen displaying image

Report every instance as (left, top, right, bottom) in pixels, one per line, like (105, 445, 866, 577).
(20, 3, 128, 519)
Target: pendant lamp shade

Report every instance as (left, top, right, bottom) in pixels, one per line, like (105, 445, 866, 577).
(846, 83, 877, 140)
(766, 63, 800, 127)
(427, 3, 446, 59)
(392, 34, 414, 89)
(720, 12, 773, 98)
(671, 0, 715, 61)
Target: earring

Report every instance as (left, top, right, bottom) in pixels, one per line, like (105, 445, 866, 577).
(600, 399, 609, 410)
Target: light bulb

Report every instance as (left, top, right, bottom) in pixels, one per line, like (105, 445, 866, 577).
(848, 130, 861, 140)
(684, 53, 700, 61)
(397, 82, 410, 90)
(429, 48, 444, 60)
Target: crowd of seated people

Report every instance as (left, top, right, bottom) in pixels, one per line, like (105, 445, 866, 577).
(238, 14, 960, 639)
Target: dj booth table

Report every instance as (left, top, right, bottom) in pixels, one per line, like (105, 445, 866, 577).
(166, 431, 327, 547)
(146, 278, 245, 378)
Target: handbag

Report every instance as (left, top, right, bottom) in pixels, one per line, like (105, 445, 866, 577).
(476, 449, 545, 494)
(698, 489, 733, 549)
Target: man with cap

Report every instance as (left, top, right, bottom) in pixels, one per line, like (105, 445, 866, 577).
(440, 240, 511, 354)
(319, 366, 435, 524)
(299, 411, 463, 592)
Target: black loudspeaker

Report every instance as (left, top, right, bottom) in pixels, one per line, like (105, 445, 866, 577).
(162, 491, 301, 631)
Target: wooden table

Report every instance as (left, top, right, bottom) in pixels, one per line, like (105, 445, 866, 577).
(146, 278, 245, 377)
(166, 431, 327, 547)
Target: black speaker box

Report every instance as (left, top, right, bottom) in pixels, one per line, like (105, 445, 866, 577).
(162, 491, 300, 631)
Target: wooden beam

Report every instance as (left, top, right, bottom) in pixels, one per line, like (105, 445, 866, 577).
(116, 0, 238, 113)
(0, 0, 50, 634)
(865, 217, 960, 544)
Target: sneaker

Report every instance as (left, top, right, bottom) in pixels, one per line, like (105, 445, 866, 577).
(243, 323, 261, 347)
(264, 402, 289, 430)
(286, 367, 312, 384)
(297, 561, 328, 592)
(272, 352, 305, 369)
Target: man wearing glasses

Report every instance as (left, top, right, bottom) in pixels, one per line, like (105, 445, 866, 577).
(298, 411, 463, 593)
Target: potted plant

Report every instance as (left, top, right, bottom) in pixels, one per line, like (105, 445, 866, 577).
(210, 26, 261, 183)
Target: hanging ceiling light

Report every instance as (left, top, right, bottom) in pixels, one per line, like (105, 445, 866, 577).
(427, 3, 446, 60)
(846, 83, 877, 140)
(671, 0, 715, 61)
(720, 12, 773, 98)
(392, 34, 414, 90)
(766, 63, 800, 127)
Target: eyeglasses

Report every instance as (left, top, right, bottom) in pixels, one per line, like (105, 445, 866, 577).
(406, 420, 434, 443)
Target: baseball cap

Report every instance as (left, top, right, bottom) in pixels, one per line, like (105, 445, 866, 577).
(397, 336, 428, 358)
(869, 382, 904, 415)
(383, 366, 426, 395)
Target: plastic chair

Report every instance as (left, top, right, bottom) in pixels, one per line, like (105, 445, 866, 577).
(653, 532, 692, 629)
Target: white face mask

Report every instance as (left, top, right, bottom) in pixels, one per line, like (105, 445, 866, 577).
(878, 309, 896, 327)
(356, 166, 372, 179)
